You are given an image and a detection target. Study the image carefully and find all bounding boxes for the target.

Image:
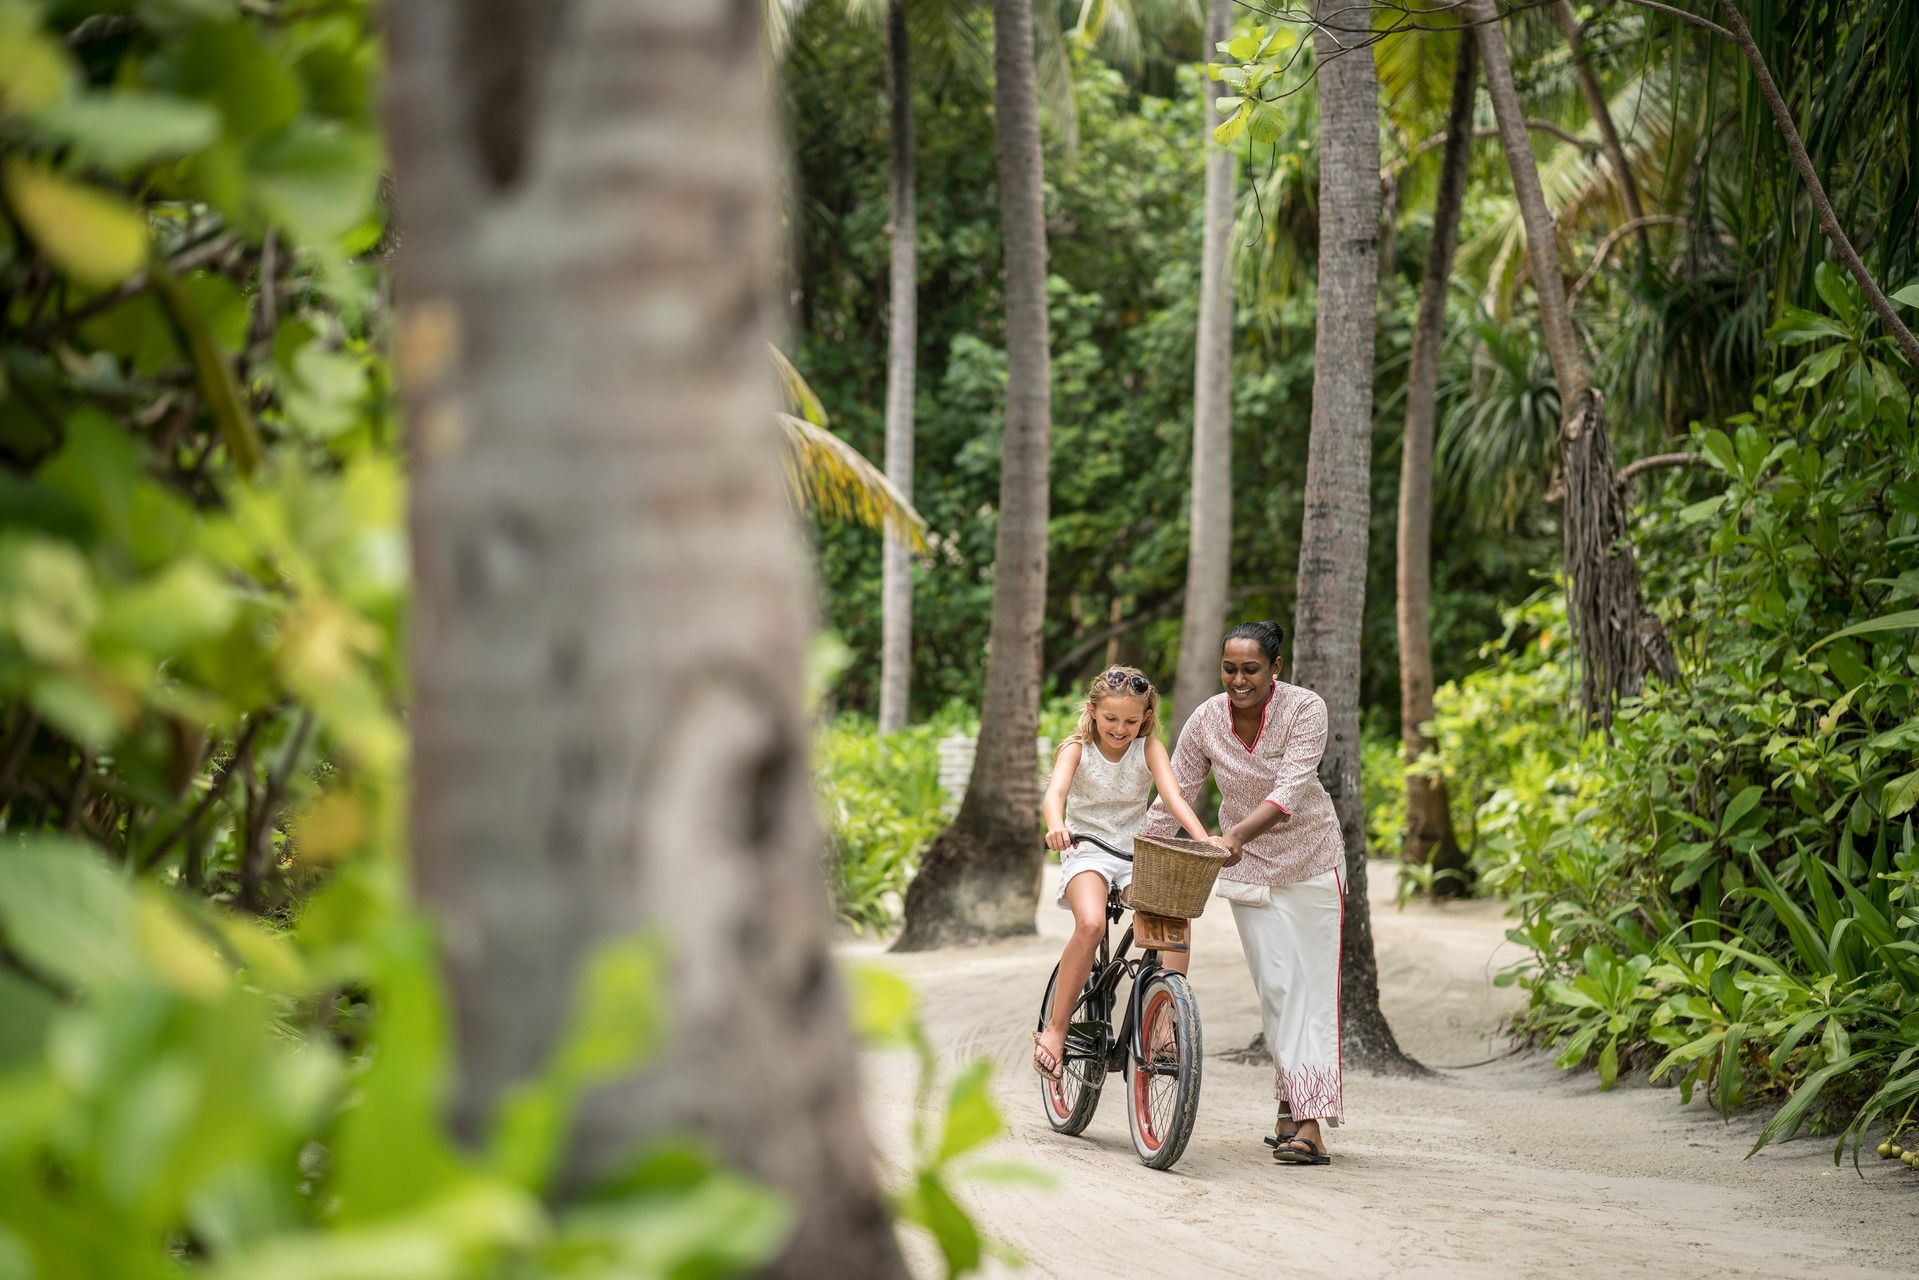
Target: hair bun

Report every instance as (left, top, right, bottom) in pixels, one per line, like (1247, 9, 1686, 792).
(1222, 620, 1285, 662)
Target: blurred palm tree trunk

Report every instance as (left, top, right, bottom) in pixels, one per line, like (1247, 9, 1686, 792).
(1171, 0, 1239, 739)
(1397, 30, 1473, 893)
(386, 1, 905, 1273)
(895, 0, 1054, 949)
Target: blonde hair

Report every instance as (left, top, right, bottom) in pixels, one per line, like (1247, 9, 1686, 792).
(1063, 666, 1161, 752)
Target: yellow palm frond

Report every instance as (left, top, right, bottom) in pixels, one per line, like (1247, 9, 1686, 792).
(769, 344, 929, 551)
(776, 413, 929, 552)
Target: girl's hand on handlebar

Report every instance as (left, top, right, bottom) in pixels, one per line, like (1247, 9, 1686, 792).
(1045, 827, 1074, 852)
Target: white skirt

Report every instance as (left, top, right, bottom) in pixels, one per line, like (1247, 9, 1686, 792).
(1055, 843, 1132, 908)
(1228, 867, 1344, 1125)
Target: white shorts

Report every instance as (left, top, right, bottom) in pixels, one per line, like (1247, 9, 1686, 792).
(1055, 843, 1132, 908)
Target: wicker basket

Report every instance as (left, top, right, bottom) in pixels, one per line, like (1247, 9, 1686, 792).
(1128, 833, 1232, 919)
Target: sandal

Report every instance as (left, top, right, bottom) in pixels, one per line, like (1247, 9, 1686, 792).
(1261, 1108, 1298, 1150)
(1032, 1032, 1064, 1082)
(1271, 1134, 1331, 1166)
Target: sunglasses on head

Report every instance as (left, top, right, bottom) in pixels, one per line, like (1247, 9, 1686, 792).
(1101, 669, 1151, 696)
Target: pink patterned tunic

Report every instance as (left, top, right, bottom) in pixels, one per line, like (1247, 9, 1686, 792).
(1143, 683, 1344, 886)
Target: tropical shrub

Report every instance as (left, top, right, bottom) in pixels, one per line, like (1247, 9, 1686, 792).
(1424, 278, 1919, 1160)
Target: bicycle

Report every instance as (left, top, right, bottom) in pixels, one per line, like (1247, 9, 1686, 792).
(1035, 833, 1204, 1170)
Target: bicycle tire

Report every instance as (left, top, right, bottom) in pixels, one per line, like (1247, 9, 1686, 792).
(1125, 970, 1202, 1169)
(1036, 962, 1104, 1135)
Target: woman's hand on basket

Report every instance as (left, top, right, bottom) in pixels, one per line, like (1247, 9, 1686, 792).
(1205, 832, 1243, 867)
(1045, 826, 1074, 852)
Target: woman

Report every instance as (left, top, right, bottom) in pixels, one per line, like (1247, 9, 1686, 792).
(1143, 620, 1345, 1165)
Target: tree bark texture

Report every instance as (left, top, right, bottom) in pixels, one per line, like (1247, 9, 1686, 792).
(877, 0, 918, 736)
(894, 0, 1053, 950)
(1396, 32, 1472, 893)
(1553, 0, 1652, 274)
(1170, 0, 1239, 741)
(385, 2, 905, 1274)
(1468, 0, 1675, 729)
(1292, 0, 1415, 1071)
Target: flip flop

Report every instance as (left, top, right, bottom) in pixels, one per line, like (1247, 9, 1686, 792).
(1032, 1032, 1064, 1082)
(1271, 1135, 1331, 1166)
(1262, 1108, 1298, 1149)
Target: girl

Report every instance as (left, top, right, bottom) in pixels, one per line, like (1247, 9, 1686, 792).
(1031, 666, 1221, 1082)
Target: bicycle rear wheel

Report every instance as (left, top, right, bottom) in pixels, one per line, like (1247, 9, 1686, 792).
(1126, 969, 1202, 1169)
(1037, 963, 1104, 1135)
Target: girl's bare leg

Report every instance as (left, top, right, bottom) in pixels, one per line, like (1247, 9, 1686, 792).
(1037, 871, 1111, 1072)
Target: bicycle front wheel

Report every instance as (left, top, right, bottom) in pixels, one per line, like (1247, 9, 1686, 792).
(1037, 962, 1104, 1135)
(1126, 969, 1202, 1169)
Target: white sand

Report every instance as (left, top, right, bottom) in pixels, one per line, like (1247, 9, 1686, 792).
(851, 862, 1916, 1278)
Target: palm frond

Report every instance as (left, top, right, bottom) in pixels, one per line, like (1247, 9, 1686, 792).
(770, 345, 929, 550)
(777, 414, 930, 551)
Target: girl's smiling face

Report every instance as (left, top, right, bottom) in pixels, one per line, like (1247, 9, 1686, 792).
(1092, 695, 1147, 753)
(1221, 637, 1278, 711)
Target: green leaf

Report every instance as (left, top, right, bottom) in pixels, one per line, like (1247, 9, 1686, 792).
(0, 837, 140, 991)
(32, 91, 221, 167)
(1718, 785, 1764, 836)
(1885, 769, 1919, 820)
(0, 14, 75, 114)
(1212, 107, 1248, 147)
(250, 122, 381, 247)
(1765, 304, 1849, 345)
(1225, 34, 1258, 58)
(1892, 281, 1919, 309)
(1807, 608, 1919, 651)
(1598, 1037, 1619, 1091)
(150, 263, 264, 476)
(3, 158, 150, 286)
(95, 561, 238, 655)
(153, 19, 300, 144)
(1812, 261, 1861, 328)
(903, 1171, 982, 1276)
(846, 962, 917, 1046)
(554, 935, 664, 1086)
(936, 1059, 1002, 1163)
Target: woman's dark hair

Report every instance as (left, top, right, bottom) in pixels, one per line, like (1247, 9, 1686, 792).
(1222, 620, 1285, 663)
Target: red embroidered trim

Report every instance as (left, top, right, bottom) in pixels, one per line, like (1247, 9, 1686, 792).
(1232, 684, 1277, 753)
(1263, 798, 1291, 815)
(1276, 1063, 1344, 1120)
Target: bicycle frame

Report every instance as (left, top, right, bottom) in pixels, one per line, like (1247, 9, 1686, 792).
(1060, 835, 1169, 1077)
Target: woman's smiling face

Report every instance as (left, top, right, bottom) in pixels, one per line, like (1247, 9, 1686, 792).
(1221, 637, 1278, 711)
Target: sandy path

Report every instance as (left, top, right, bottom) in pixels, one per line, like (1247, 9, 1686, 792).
(850, 862, 1915, 1278)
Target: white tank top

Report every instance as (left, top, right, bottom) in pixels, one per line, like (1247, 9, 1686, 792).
(1064, 736, 1152, 853)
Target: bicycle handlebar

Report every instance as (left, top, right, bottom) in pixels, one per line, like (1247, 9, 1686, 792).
(1061, 831, 1132, 861)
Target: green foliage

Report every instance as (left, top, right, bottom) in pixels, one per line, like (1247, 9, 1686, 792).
(816, 715, 948, 933)
(0, 836, 790, 1278)
(0, 3, 814, 1272)
(846, 963, 1048, 1278)
(1416, 298, 1919, 1159)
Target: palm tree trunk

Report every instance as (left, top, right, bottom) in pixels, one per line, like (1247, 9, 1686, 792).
(1553, 0, 1651, 275)
(877, 0, 918, 736)
(1170, 0, 1239, 740)
(1397, 32, 1473, 894)
(894, 0, 1052, 950)
(1291, 0, 1416, 1072)
(1466, 0, 1676, 727)
(386, 3, 904, 1274)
